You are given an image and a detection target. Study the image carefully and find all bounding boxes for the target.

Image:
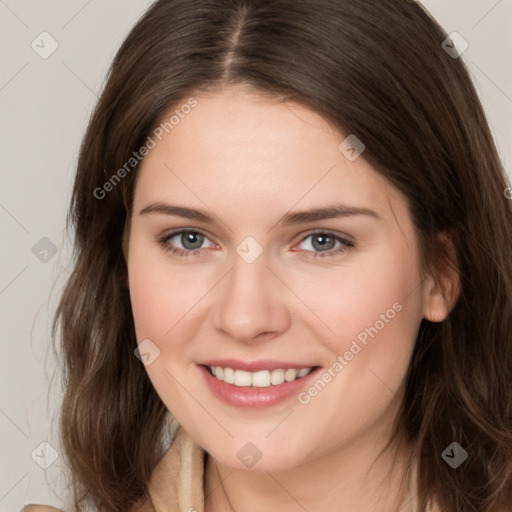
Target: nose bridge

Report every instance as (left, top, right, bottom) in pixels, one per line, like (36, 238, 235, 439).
(212, 244, 289, 341)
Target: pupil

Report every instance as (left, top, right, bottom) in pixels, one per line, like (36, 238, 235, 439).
(182, 232, 203, 250)
(313, 234, 334, 251)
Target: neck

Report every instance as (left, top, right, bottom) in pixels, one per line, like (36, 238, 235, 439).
(204, 409, 413, 512)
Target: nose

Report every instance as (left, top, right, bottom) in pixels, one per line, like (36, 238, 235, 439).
(212, 248, 291, 343)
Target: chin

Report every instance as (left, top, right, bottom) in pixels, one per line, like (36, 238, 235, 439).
(207, 435, 310, 474)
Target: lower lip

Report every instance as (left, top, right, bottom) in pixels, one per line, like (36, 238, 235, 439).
(197, 364, 321, 408)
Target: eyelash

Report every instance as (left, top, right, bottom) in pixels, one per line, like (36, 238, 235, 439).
(158, 229, 355, 260)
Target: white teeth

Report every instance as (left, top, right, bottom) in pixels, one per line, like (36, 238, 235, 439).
(234, 370, 252, 386)
(223, 367, 235, 384)
(208, 366, 313, 387)
(297, 368, 310, 377)
(284, 369, 298, 382)
(252, 370, 271, 387)
(270, 369, 285, 385)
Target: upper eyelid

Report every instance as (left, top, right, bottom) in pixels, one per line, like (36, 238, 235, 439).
(162, 227, 215, 242)
(298, 229, 354, 243)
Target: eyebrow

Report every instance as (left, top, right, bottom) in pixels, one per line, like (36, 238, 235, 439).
(138, 202, 381, 224)
(278, 204, 380, 224)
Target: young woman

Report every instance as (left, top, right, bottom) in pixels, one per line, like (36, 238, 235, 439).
(22, 0, 512, 511)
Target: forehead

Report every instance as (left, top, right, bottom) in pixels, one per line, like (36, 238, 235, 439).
(133, 86, 408, 227)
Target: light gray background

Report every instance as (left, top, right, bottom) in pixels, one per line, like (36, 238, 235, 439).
(1, 1, 511, 510)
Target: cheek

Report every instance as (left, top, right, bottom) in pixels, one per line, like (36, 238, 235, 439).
(286, 241, 423, 365)
(128, 240, 207, 341)
(128, 257, 174, 341)
(127, 240, 207, 416)
(288, 246, 422, 442)
(330, 245, 422, 390)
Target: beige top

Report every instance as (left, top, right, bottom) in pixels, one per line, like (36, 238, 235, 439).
(21, 426, 427, 512)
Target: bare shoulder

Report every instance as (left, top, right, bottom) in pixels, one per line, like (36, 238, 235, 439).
(20, 505, 61, 511)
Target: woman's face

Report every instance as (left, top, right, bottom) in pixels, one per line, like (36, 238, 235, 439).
(127, 85, 438, 472)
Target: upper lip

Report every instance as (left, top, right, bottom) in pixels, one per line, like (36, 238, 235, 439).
(198, 359, 318, 372)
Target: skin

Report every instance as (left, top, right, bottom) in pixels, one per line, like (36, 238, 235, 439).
(126, 84, 454, 512)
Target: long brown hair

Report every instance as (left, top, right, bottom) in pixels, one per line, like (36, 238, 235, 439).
(53, 0, 512, 510)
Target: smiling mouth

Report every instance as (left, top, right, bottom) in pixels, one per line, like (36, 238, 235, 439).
(202, 365, 318, 388)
